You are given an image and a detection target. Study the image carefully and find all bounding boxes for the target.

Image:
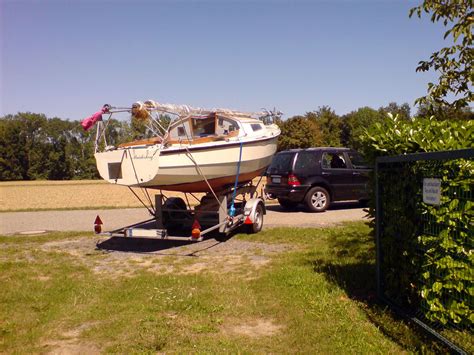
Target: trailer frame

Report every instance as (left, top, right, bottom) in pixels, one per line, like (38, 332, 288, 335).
(100, 181, 266, 242)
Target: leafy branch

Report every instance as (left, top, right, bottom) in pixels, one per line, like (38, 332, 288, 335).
(409, 1, 473, 113)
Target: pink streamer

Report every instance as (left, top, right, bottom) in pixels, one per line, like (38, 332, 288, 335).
(81, 106, 109, 131)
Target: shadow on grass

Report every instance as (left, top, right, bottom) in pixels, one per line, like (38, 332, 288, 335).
(96, 237, 191, 253)
(308, 229, 446, 353)
(95, 229, 238, 255)
(311, 259, 376, 301)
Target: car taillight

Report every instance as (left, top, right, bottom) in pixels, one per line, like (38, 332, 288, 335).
(287, 174, 301, 186)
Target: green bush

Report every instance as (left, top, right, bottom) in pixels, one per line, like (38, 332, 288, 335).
(360, 115, 473, 327)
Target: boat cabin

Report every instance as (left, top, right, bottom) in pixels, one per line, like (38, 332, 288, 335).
(166, 113, 241, 144)
(119, 112, 266, 148)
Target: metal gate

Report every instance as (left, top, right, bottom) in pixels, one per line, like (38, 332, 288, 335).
(375, 149, 473, 354)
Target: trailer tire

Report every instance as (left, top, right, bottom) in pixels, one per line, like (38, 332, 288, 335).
(163, 197, 187, 228)
(246, 203, 264, 234)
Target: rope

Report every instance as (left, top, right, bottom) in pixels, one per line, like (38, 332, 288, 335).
(128, 149, 155, 215)
(229, 141, 244, 217)
(184, 146, 227, 216)
(128, 186, 155, 216)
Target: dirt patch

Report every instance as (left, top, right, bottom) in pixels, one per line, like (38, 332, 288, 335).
(45, 343, 100, 355)
(37, 275, 51, 282)
(39, 236, 292, 279)
(223, 318, 284, 338)
(42, 323, 100, 354)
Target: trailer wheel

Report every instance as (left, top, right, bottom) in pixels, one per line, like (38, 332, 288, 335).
(246, 203, 264, 234)
(163, 197, 187, 228)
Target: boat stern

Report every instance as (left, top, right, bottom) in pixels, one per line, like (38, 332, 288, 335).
(94, 147, 160, 187)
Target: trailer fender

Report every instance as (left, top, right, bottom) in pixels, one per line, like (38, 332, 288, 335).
(244, 198, 266, 221)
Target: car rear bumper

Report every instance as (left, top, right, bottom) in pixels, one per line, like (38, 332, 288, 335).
(266, 185, 309, 202)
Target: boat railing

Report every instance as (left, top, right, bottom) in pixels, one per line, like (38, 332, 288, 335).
(92, 102, 282, 153)
(93, 107, 173, 153)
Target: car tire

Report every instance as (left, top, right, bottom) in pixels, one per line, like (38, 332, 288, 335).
(278, 198, 299, 210)
(305, 186, 330, 212)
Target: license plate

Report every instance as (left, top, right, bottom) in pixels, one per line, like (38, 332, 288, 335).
(272, 176, 281, 184)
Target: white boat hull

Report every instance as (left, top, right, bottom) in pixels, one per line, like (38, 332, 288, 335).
(95, 136, 277, 192)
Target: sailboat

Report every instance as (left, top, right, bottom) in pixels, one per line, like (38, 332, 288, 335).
(86, 100, 281, 193)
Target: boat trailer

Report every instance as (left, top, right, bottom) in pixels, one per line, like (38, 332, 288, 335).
(98, 182, 266, 242)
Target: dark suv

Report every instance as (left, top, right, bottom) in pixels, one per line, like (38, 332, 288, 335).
(265, 147, 371, 212)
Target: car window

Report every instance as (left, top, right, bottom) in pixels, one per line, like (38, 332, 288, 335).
(347, 151, 370, 169)
(322, 152, 348, 169)
(268, 153, 294, 174)
(294, 151, 317, 172)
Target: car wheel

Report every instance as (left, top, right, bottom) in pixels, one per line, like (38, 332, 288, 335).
(305, 187, 330, 212)
(278, 198, 299, 210)
(246, 203, 264, 234)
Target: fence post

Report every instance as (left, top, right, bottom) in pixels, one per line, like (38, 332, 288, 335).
(375, 158, 382, 299)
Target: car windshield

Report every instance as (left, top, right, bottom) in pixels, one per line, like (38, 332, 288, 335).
(268, 153, 294, 174)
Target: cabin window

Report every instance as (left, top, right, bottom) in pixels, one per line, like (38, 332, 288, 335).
(251, 123, 263, 131)
(169, 120, 191, 139)
(216, 117, 239, 135)
(192, 117, 215, 137)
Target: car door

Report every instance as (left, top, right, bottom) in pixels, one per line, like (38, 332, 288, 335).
(346, 150, 371, 200)
(320, 151, 353, 200)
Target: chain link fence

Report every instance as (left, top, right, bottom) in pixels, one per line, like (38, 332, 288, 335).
(375, 149, 473, 354)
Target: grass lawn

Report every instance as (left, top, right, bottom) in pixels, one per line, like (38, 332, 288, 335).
(0, 222, 443, 353)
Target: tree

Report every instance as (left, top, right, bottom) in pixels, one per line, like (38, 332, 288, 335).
(0, 116, 28, 180)
(309, 106, 342, 147)
(410, 1, 473, 113)
(0, 113, 49, 180)
(341, 107, 384, 150)
(67, 120, 100, 179)
(0, 113, 100, 181)
(36, 117, 75, 179)
(378, 102, 411, 121)
(415, 102, 474, 120)
(277, 115, 323, 151)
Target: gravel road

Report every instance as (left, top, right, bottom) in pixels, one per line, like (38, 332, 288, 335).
(0, 202, 367, 235)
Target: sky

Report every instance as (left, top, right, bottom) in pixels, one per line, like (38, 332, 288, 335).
(1, 0, 447, 121)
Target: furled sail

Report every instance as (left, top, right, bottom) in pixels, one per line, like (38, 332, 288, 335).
(131, 100, 281, 120)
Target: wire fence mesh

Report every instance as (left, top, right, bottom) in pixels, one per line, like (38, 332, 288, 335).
(375, 149, 473, 354)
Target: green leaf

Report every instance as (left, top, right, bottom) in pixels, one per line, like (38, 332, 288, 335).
(432, 282, 443, 293)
